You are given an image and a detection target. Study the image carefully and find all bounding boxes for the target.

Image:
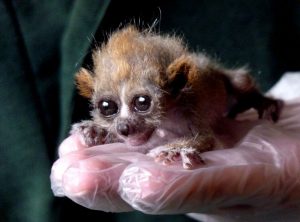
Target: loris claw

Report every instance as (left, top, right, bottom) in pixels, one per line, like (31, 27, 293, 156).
(71, 25, 282, 169)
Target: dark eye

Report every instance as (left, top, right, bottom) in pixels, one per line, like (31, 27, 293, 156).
(133, 95, 151, 112)
(98, 100, 118, 117)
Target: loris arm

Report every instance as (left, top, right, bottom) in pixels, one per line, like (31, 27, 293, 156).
(71, 68, 121, 146)
(222, 67, 284, 122)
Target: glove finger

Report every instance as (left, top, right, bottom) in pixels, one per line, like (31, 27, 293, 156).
(58, 133, 132, 157)
(60, 151, 152, 212)
(61, 155, 133, 212)
(51, 140, 129, 196)
(58, 133, 87, 157)
(52, 138, 152, 212)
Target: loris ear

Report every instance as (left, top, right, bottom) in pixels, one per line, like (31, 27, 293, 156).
(75, 68, 94, 98)
(165, 55, 197, 96)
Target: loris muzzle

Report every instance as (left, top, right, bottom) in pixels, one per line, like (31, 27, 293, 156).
(71, 26, 282, 169)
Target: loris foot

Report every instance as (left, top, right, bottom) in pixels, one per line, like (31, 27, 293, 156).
(70, 120, 107, 147)
(228, 92, 284, 123)
(256, 98, 284, 122)
(148, 146, 204, 169)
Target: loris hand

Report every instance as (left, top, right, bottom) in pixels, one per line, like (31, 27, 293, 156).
(50, 97, 300, 221)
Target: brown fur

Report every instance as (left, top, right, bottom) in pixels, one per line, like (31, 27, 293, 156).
(72, 26, 282, 169)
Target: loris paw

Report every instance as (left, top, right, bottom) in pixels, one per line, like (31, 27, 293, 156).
(148, 146, 204, 169)
(70, 120, 107, 147)
(257, 99, 284, 122)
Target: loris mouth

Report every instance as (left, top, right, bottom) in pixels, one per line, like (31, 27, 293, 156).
(124, 129, 154, 147)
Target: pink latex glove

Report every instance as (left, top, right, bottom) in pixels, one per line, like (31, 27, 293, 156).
(51, 74, 300, 222)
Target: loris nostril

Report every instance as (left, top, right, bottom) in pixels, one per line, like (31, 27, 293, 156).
(117, 123, 130, 137)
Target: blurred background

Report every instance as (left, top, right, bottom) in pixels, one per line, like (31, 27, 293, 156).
(0, 0, 299, 221)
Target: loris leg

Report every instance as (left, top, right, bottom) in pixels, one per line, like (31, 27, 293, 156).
(227, 90, 284, 122)
(224, 69, 283, 122)
(71, 120, 110, 147)
(148, 134, 216, 169)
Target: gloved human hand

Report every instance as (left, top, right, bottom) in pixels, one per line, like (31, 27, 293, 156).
(50, 74, 300, 221)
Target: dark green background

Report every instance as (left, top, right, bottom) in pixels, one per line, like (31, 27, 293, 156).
(0, 0, 299, 221)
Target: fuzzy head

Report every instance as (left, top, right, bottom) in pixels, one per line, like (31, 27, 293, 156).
(75, 26, 199, 147)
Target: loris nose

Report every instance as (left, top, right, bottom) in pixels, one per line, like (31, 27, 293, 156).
(117, 123, 130, 137)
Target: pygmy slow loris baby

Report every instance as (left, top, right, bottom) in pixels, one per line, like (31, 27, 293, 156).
(71, 26, 282, 169)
